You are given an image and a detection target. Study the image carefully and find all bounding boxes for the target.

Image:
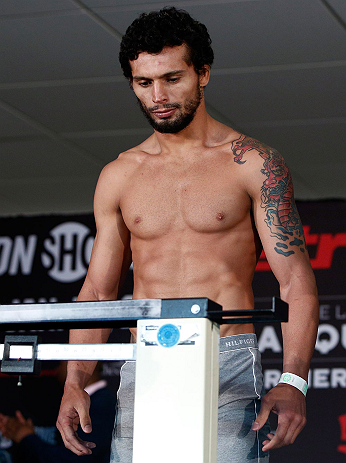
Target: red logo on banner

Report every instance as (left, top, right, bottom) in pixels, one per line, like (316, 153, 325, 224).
(338, 414, 346, 454)
(256, 226, 346, 271)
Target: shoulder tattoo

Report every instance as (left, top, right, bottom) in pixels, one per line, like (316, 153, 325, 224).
(231, 134, 306, 257)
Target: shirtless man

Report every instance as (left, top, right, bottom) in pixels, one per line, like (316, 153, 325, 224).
(56, 7, 319, 463)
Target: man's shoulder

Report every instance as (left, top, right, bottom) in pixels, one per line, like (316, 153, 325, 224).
(210, 124, 280, 162)
(96, 136, 158, 192)
(224, 133, 284, 172)
(100, 148, 146, 177)
(105, 134, 158, 170)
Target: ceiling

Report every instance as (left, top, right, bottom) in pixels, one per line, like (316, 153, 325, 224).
(1, 0, 346, 216)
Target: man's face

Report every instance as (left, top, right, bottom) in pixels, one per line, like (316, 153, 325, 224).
(130, 45, 209, 134)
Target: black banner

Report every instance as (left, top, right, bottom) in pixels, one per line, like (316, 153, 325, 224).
(253, 200, 346, 462)
(0, 200, 345, 461)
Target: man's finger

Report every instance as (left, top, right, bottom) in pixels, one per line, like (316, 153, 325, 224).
(262, 425, 289, 451)
(262, 412, 305, 451)
(57, 416, 94, 455)
(252, 395, 273, 431)
(59, 428, 94, 455)
(77, 407, 92, 434)
(278, 412, 306, 447)
(15, 410, 26, 424)
(0, 414, 8, 425)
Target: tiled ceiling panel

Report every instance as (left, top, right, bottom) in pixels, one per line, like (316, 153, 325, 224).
(0, 13, 120, 83)
(99, 0, 346, 67)
(327, 0, 346, 22)
(69, 131, 152, 164)
(0, 177, 98, 215)
(0, 139, 101, 180)
(207, 66, 346, 123)
(0, 0, 345, 215)
(0, 0, 78, 15)
(0, 81, 145, 132)
(0, 107, 41, 137)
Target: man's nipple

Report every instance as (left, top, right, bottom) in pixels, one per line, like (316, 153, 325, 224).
(216, 212, 225, 221)
(134, 216, 142, 224)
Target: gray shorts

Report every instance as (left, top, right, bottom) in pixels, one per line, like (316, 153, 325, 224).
(110, 333, 270, 462)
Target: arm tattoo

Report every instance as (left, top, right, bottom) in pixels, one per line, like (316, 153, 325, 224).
(231, 134, 305, 257)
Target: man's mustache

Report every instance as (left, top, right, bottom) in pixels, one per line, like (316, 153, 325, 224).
(148, 103, 182, 112)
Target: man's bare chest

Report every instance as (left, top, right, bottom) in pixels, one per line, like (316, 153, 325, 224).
(120, 158, 251, 238)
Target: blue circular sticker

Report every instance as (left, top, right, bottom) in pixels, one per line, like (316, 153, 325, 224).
(157, 324, 180, 348)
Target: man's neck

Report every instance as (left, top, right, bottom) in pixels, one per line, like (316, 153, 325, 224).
(153, 108, 216, 155)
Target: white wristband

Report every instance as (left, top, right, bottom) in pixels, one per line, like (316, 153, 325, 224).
(278, 372, 308, 396)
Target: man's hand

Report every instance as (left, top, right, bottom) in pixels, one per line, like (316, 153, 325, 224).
(56, 384, 96, 456)
(0, 411, 35, 443)
(252, 383, 307, 451)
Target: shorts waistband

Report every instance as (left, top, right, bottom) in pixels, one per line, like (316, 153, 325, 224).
(219, 333, 258, 352)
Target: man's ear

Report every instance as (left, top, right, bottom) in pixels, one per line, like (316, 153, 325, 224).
(199, 65, 211, 87)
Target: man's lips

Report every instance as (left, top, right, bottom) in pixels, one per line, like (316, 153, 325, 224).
(151, 108, 177, 118)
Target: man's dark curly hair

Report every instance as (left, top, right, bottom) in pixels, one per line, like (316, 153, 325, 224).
(119, 7, 214, 80)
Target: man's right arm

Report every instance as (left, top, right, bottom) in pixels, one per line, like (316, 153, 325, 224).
(56, 159, 132, 455)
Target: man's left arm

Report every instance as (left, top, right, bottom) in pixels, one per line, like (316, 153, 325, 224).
(238, 139, 319, 450)
(252, 259, 318, 451)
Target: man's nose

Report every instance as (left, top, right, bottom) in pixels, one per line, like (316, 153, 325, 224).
(152, 82, 167, 104)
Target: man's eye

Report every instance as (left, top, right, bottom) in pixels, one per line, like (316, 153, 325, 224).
(168, 78, 179, 83)
(139, 81, 150, 87)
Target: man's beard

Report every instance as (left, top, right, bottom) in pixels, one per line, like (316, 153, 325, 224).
(137, 85, 202, 134)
